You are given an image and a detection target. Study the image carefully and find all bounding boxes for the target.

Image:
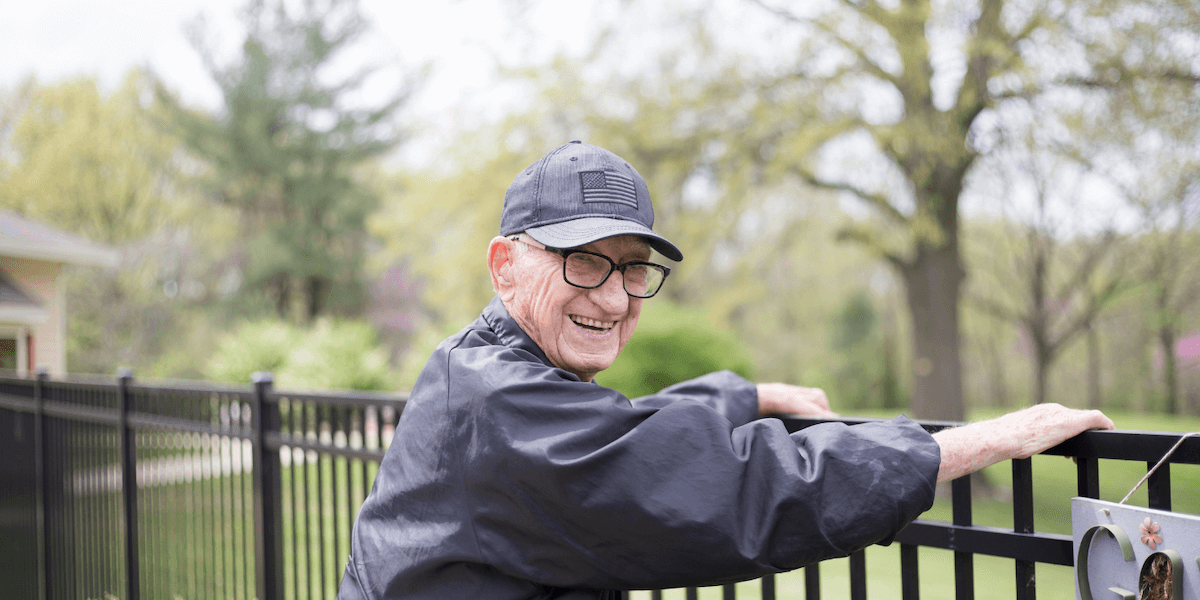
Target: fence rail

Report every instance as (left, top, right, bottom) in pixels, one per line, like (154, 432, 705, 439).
(2, 372, 1199, 600)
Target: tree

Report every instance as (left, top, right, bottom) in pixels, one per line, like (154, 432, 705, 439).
(967, 139, 1127, 407)
(0, 72, 181, 243)
(0, 72, 234, 376)
(744, 0, 1199, 420)
(158, 0, 412, 322)
(370, 49, 890, 395)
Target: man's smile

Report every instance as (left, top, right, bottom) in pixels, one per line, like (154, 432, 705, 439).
(569, 314, 615, 333)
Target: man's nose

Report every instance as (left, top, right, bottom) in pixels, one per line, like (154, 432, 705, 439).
(589, 270, 629, 313)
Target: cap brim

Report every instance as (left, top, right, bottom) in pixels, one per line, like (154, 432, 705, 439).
(525, 217, 683, 262)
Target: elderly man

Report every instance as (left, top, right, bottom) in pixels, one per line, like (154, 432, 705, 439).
(338, 141, 1113, 599)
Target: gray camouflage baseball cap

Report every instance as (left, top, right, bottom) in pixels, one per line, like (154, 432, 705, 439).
(500, 141, 684, 261)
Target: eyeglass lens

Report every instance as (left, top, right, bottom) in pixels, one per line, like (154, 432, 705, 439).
(564, 253, 665, 297)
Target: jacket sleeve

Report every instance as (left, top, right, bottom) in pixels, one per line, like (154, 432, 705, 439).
(627, 370, 760, 427)
(450, 346, 940, 592)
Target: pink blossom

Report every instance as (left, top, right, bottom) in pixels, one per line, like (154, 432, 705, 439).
(1139, 517, 1162, 550)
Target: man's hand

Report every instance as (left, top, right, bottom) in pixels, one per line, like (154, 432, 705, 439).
(756, 383, 837, 418)
(932, 403, 1114, 483)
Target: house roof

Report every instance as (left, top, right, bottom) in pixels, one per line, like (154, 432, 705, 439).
(0, 208, 118, 267)
(0, 270, 46, 324)
(0, 272, 37, 305)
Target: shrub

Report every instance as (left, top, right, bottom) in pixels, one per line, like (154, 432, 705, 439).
(206, 318, 395, 390)
(598, 301, 755, 398)
(205, 321, 301, 384)
(279, 320, 395, 391)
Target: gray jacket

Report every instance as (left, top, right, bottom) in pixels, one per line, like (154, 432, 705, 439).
(339, 296, 940, 599)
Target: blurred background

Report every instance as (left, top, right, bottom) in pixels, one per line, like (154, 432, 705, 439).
(2, 0, 1198, 422)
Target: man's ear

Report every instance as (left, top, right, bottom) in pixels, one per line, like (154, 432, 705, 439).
(487, 236, 517, 299)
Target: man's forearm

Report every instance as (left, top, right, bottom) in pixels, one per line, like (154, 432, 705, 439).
(931, 404, 1114, 484)
(932, 423, 1016, 483)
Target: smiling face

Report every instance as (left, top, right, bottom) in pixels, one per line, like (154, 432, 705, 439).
(500, 234, 650, 382)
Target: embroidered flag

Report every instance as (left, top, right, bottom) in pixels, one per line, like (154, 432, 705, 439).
(580, 170, 638, 209)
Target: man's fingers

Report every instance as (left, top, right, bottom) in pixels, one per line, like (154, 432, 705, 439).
(756, 383, 837, 417)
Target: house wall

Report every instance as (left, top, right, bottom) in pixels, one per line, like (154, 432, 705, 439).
(0, 257, 65, 375)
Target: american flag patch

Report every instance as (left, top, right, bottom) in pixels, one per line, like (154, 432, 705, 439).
(580, 170, 638, 209)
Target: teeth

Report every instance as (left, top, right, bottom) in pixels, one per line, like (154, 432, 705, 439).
(571, 315, 613, 330)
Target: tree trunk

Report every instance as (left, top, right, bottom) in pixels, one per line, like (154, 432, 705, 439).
(1086, 320, 1102, 410)
(271, 273, 291, 319)
(902, 244, 966, 422)
(1033, 341, 1050, 406)
(1161, 326, 1178, 414)
(306, 276, 325, 323)
(988, 335, 1008, 408)
(881, 296, 901, 409)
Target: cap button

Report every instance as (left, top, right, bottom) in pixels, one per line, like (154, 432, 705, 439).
(569, 140, 582, 144)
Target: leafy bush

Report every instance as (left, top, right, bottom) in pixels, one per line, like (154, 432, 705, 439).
(279, 320, 394, 391)
(205, 321, 301, 384)
(597, 301, 755, 398)
(206, 318, 395, 390)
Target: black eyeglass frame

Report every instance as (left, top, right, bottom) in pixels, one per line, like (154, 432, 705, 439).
(511, 236, 671, 298)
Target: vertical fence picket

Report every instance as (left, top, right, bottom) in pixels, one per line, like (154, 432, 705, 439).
(332, 405, 345, 577)
(34, 370, 48, 600)
(1012, 458, 1036, 600)
(952, 475, 974, 600)
(804, 561, 819, 599)
(900, 544, 919, 600)
(760, 572, 775, 600)
(1146, 460, 1171, 511)
(1076, 457, 1100, 499)
(254, 373, 283, 600)
(849, 550, 867, 600)
(118, 370, 140, 600)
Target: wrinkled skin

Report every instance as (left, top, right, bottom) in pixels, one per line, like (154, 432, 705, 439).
(489, 234, 649, 382)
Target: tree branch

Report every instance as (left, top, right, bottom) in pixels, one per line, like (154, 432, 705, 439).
(749, 0, 900, 87)
(790, 164, 909, 224)
(836, 225, 909, 271)
(1051, 232, 1116, 303)
(1050, 275, 1123, 350)
(969, 293, 1020, 324)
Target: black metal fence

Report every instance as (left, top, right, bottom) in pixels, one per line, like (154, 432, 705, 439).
(0, 371, 401, 600)
(2, 371, 1199, 600)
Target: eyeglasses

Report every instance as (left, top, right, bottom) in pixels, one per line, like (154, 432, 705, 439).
(511, 235, 670, 298)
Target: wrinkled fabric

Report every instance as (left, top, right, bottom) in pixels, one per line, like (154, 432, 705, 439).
(340, 296, 940, 599)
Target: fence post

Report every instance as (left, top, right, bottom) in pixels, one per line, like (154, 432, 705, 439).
(34, 369, 48, 600)
(117, 368, 139, 600)
(252, 372, 282, 600)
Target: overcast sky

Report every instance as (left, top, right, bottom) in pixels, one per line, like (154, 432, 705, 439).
(0, 1, 606, 142)
(2, 0, 757, 168)
(0, 0, 1143, 230)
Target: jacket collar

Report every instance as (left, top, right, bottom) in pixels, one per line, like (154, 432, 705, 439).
(481, 295, 558, 370)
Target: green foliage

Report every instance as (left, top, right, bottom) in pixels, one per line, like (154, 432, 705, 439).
(597, 301, 754, 399)
(0, 72, 245, 377)
(158, 0, 412, 322)
(832, 291, 877, 351)
(826, 291, 897, 410)
(0, 71, 183, 243)
(205, 320, 301, 384)
(279, 320, 394, 391)
(206, 318, 395, 390)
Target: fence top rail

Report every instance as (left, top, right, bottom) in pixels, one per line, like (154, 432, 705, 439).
(270, 388, 408, 410)
(783, 416, 1200, 465)
(0, 372, 407, 409)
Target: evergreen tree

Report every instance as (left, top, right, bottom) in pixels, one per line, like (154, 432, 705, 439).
(158, 0, 412, 321)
